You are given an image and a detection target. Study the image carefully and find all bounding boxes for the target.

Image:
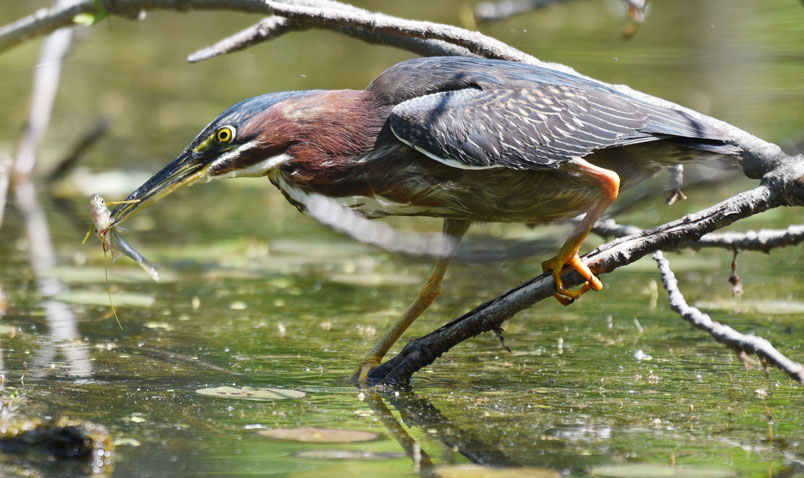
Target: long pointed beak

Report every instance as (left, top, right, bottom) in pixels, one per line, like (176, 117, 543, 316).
(111, 150, 212, 226)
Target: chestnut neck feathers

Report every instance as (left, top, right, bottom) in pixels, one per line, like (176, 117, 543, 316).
(262, 89, 394, 193)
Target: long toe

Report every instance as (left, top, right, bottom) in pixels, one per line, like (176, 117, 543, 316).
(542, 253, 601, 302)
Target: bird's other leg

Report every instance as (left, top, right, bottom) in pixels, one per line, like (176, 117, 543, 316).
(352, 219, 471, 384)
(541, 158, 620, 305)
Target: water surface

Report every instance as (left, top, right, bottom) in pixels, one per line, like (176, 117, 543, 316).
(0, 1, 803, 477)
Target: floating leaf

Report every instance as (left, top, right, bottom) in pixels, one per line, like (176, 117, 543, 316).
(259, 427, 378, 443)
(196, 386, 305, 401)
(55, 291, 154, 307)
(292, 450, 403, 460)
(436, 464, 559, 478)
(591, 464, 736, 478)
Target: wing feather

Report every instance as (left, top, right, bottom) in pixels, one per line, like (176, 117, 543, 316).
(389, 86, 655, 170)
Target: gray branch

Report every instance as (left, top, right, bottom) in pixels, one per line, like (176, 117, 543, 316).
(262, 0, 533, 62)
(373, 164, 804, 383)
(187, 15, 303, 63)
(653, 250, 804, 383)
(591, 218, 804, 253)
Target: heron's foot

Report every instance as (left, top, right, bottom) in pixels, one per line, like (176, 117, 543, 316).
(350, 357, 381, 385)
(541, 252, 602, 305)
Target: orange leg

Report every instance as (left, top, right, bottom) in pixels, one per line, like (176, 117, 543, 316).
(541, 158, 620, 305)
(352, 219, 471, 383)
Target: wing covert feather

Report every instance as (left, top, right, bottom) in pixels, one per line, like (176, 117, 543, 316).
(389, 85, 657, 170)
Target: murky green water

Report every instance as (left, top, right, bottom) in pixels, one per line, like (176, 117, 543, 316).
(1, 1, 803, 477)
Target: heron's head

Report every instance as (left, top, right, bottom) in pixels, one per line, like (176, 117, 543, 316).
(111, 91, 316, 224)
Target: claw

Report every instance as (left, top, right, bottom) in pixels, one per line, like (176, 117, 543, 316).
(542, 252, 602, 305)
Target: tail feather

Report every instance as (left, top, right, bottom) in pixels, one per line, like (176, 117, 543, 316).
(667, 137, 742, 156)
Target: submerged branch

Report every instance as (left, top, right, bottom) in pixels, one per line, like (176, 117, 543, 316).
(653, 251, 804, 383)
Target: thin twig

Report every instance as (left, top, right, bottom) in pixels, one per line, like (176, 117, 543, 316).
(187, 15, 302, 63)
(692, 225, 804, 252)
(188, 0, 475, 62)
(591, 218, 804, 253)
(263, 0, 534, 62)
(653, 250, 804, 383)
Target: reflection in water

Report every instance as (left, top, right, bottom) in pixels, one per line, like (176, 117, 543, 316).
(14, 181, 91, 378)
(365, 389, 523, 476)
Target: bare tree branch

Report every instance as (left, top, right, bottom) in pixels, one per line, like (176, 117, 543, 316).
(653, 250, 804, 383)
(0, 0, 266, 53)
(188, 11, 474, 63)
(690, 225, 804, 252)
(591, 218, 804, 253)
(262, 0, 534, 62)
(187, 15, 302, 63)
(372, 164, 804, 384)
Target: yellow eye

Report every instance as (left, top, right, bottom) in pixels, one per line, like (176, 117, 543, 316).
(216, 126, 235, 144)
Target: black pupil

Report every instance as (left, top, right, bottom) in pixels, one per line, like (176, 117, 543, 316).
(220, 129, 229, 141)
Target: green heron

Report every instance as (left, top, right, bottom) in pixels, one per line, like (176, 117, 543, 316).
(111, 56, 740, 382)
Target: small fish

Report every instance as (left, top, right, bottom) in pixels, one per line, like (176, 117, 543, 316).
(88, 194, 159, 282)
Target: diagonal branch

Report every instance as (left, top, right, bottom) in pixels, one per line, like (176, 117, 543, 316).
(188, 0, 475, 62)
(187, 15, 303, 63)
(653, 250, 804, 383)
(262, 0, 534, 62)
(372, 164, 804, 384)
